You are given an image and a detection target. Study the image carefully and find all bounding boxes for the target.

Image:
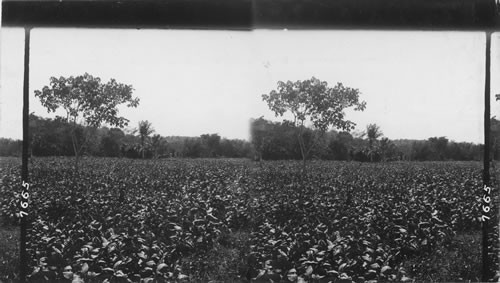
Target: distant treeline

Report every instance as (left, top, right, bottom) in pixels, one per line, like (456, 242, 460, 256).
(0, 139, 22, 156)
(0, 114, 252, 158)
(250, 117, 485, 162)
(0, 115, 492, 162)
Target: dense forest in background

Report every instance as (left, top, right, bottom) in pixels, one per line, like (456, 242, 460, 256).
(249, 116, 486, 162)
(0, 114, 252, 159)
(0, 114, 493, 161)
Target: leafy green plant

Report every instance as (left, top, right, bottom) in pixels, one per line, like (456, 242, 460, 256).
(0, 157, 497, 282)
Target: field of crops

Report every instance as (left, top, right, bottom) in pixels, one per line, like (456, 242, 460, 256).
(0, 157, 498, 282)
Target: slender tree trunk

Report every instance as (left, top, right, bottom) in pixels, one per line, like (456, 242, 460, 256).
(71, 125, 91, 174)
(71, 129, 80, 173)
(297, 129, 307, 175)
(141, 136, 145, 159)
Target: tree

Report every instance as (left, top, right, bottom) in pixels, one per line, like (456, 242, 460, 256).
(136, 120, 155, 158)
(413, 141, 433, 161)
(184, 138, 203, 158)
(491, 118, 500, 160)
(250, 118, 302, 161)
(366, 124, 383, 148)
(428, 137, 448, 160)
(0, 138, 22, 157)
(200, 133, 221, 157)
(29, 114, 72, 156)
(34, 73, 139, 170)
(327, 131, 353, 161)
(151, 134, 163, 159)
(262, 77, 366, 171)
(250, 117, 271, 164)
(219, 138, 251, 158)
(101, 128, 125, 157)
(379, 137, 396, 162)
(364, 124, 383, 162)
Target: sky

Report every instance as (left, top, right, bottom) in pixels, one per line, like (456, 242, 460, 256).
(0, 28, 497, 143)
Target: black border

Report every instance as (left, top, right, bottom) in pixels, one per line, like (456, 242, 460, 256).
(2, 0, 500, 30)
(20, 27, 30, 283)
(2, 0, 253, 30)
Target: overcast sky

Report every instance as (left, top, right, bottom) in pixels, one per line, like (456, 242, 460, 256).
(1, 28, 497, 143)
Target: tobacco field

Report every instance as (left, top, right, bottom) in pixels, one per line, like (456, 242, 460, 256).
(0, 157, 498, 282)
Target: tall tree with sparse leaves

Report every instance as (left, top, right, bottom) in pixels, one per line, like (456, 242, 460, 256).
(136, 120, 155, 159)
(365, 123, 383, 162)
(34, 73, 139, 171)
(262, 77, 366, 171)
(366, 124, 383, 148)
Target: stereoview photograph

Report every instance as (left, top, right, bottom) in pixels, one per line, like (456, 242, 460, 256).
(0, 28, 498, 282)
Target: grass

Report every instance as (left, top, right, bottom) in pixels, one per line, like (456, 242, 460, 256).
(0, 224, 19, 282)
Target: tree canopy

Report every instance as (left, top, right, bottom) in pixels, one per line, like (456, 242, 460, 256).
(34, 73, 140, 169)
(35, 73, 139, 128)
(262, 77, 366, 132)
(262, 77, 366, 170)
